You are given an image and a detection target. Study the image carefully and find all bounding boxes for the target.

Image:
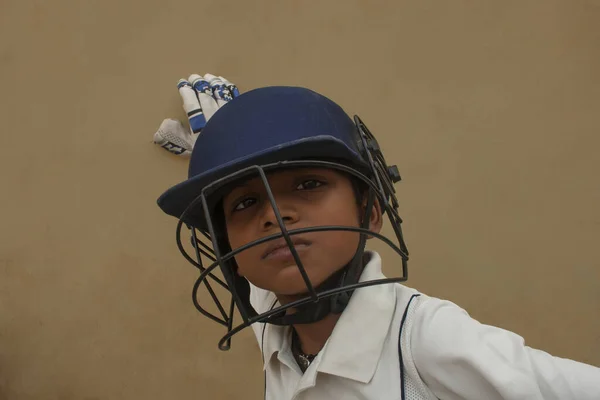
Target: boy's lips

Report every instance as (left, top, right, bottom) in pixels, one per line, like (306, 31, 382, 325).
(261, 237, 312, 260)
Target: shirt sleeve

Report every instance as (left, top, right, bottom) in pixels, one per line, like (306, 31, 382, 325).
(411, 296, 600, 400)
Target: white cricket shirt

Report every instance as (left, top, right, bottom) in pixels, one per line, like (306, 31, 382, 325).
(249, 251, 600, 400)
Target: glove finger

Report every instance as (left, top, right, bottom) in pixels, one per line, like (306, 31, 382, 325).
(204, 73, 230, 107)
(219, 76, 240, 99)
(153, 118, 193, 157)
(178, 79, 206, 134)
(189, 74, 220, 122)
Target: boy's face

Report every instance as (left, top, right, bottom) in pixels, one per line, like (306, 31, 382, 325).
(222, 167, 382, 297)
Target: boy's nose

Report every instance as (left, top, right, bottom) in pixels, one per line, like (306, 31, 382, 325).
(260, 199, 299, 231)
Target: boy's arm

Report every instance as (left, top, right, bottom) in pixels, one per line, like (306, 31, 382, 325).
(411, 297, 600, 400)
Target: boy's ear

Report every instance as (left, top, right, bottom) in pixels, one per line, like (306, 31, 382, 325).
(361, 193, 383, 237)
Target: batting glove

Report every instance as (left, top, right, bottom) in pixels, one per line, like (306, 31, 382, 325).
(153, 73, 240, 157)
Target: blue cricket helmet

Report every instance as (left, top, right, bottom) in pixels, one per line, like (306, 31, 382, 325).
(157, 86, 371, 224)
(156, 85, 408, 351)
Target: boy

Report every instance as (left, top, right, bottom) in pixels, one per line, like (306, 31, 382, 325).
(157, 85, 600, 399)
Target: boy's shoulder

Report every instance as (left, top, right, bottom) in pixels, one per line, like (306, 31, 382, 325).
(393, 282, 423, 303)
(248, 280, 441, 316)
(391, 283, 466, 332)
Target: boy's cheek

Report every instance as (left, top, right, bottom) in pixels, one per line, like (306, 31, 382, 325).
(234, 253, 260, 278)
(226, 232, 251, 252)
(233, 255, 248, 276)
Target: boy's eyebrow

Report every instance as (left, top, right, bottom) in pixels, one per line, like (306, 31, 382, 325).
(225, 179, 254, 199)
(227, 168, 325, 195)
(233, 181, 249, 189)
(231, 179, 253, 190)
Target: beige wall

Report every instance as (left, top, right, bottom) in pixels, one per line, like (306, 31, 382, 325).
(1, 1, 598, 398)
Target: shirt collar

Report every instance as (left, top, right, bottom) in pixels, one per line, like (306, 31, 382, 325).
(261, 304, 289, 370)
(316, 251, 396, 383)
(261, 251, 397, 383)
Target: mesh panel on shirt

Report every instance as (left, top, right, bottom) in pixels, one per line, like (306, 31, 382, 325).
(401, 296, 439, 400)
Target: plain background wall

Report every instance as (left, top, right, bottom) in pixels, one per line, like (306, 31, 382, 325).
(1, 1, 598, 398)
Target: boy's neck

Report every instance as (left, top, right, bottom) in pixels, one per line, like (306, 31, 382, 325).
(292, 313, 341, 355)
(276, 254, 371, 356)
(277, 293, 342, 355)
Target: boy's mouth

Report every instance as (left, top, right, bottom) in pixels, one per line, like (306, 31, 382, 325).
(262, 237, 312, 260)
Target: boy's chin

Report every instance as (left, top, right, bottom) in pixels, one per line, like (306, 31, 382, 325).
(267, 272, 341, 299)
(269, 282, 321, 298)
(248, 257, 355, 298)
(250, 273, 326, 299)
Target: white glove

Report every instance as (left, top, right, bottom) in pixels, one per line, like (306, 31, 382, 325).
(153, 73, 240, 157)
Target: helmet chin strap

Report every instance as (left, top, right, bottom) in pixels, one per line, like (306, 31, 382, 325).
(268, 189, 376, 326)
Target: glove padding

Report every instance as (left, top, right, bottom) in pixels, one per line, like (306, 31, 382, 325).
(153, 73, 240, 157)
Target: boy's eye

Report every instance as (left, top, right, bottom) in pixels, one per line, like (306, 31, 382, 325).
(233, 197, 256, 212)
(296, 179, 324, 190)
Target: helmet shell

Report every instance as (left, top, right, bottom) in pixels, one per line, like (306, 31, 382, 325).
(157, 86, 370, 227)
